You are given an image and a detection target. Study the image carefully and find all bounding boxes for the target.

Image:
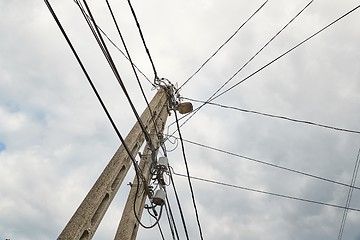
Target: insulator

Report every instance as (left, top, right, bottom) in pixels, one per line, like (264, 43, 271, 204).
(152, 189, 166, 206)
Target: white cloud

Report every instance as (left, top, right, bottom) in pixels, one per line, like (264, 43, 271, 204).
(1, 0, 360, 239)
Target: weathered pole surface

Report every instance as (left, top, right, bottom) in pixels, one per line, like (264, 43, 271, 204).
(58, 88, 169, 240)
(114, 91, 169, 240)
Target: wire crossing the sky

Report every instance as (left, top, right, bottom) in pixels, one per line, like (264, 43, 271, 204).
(183, 97, 360, 135)
(76, 0, 156, 152)
(212, 3, 360, 101)
(127, 0, 159, 81)
(175, 2, 360, 132)
(172, 171, 360, 213)
(170, 171, 190, 240)
(44, 0, 144, 194)
(338, 148, 360, 240)
(173, 0, 314, 132)
(174, 110, 204, 240)
(72, 0, 153, 86)
(178, 0, 269, 91)
(104, 0, 164, 154)
(177, 137, 360, 191)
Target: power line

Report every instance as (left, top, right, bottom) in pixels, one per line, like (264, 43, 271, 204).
(177, 137, 360, 191)
(76, 0, 155, 151)
(104, 0, 164, 153)
(338, 148, 360, 240)
(174, 110, 204, 240)
(44, 0, 144, 197)
(212, 3, 360, 101)
(157, 222, 166, 240)
(183, 97, 360, 135)
(127, 0, 159, 81)
(56, 1, 163, 230)
(72, 0, 153, 87)
(205, 0, 314, 105)
(178, 0, 269, 90)
(172, 171, 360, 213)
(165, 198, 180, 240)
(169, 170, 190, 240)
(173, 0, 314, 133)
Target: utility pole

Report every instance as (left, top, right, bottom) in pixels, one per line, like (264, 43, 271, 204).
(58, 87, 170, 240)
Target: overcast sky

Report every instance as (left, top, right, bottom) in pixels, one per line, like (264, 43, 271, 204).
(1, 0, 360, 239)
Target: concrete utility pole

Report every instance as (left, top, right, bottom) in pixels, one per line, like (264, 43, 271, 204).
(58, 87, 170, 240)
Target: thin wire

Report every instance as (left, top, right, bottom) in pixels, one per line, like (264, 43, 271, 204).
(157, 222, 166, 240)
(338, 148, 360, 240)
(169, 170, 190, 240)
(75, 1, 163, 229)
(184, 97, 360, 135)
(105, 0, 163, 151)
(178, 137, 360, 191)
(178, 0, 269, 90)
(174, 110, 204, 240)
(78, 0, 155, 151)
(175, 3, 360, 132)
(72, 0, 153, 86)
(127, 0, 158, 81)
(172, 171, 360, 212)
(165, 196, 180, 240)
(44, 0, 143, 194)
(204, 0, 314, 103)
(213, 3, 360, 101)
(164, 201, 176, 240)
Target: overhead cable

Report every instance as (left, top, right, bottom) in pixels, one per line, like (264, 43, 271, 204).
(77, 0, 155, 151)
(178, 0, 269, 90)
(183, 97, 360, 135)
(169, 170, 190, 240)
(72, 0, 153, 86)
(44, 0, 144, 196)
(177, 137, 360, 191)
(105, 0, 164, 153)
(174, 110, 204, 240)
(164, 199, 179, 240)
(127, 0, 159, 81)
(213, 3, 360, 101)
(172, 0, 314, 133)
(172, 171, 360, 212)
(157, 222, 166, 240)
(337, 148, 360, 240)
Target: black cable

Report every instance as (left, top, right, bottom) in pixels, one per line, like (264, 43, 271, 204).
(44, 0, 144, 204)
(169, 170, 190, 240)
(127, 0, 158, 81)
(165, 196, 180, 240)
(74, 0, 163, 229)
(78, 0, 155, 152)
(157, 223, 166, 240)
(172, 171, 360, 213)
(212, 3, 360, 101)
(164, 201, 176, 240)
(174, 110, 204, 240)
(177, 137, 360, 191)
(174, 3, 360, 132)
(72, 0, 153, 86)
(105, 0, 163, 153)
(338, 148, 360, 240)
(199, 0, 314, 104)
(178, 0, 269, 91)
(184, 97, 360, 135)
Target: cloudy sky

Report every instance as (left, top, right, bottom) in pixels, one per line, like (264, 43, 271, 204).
(1, 0, 360, 239)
